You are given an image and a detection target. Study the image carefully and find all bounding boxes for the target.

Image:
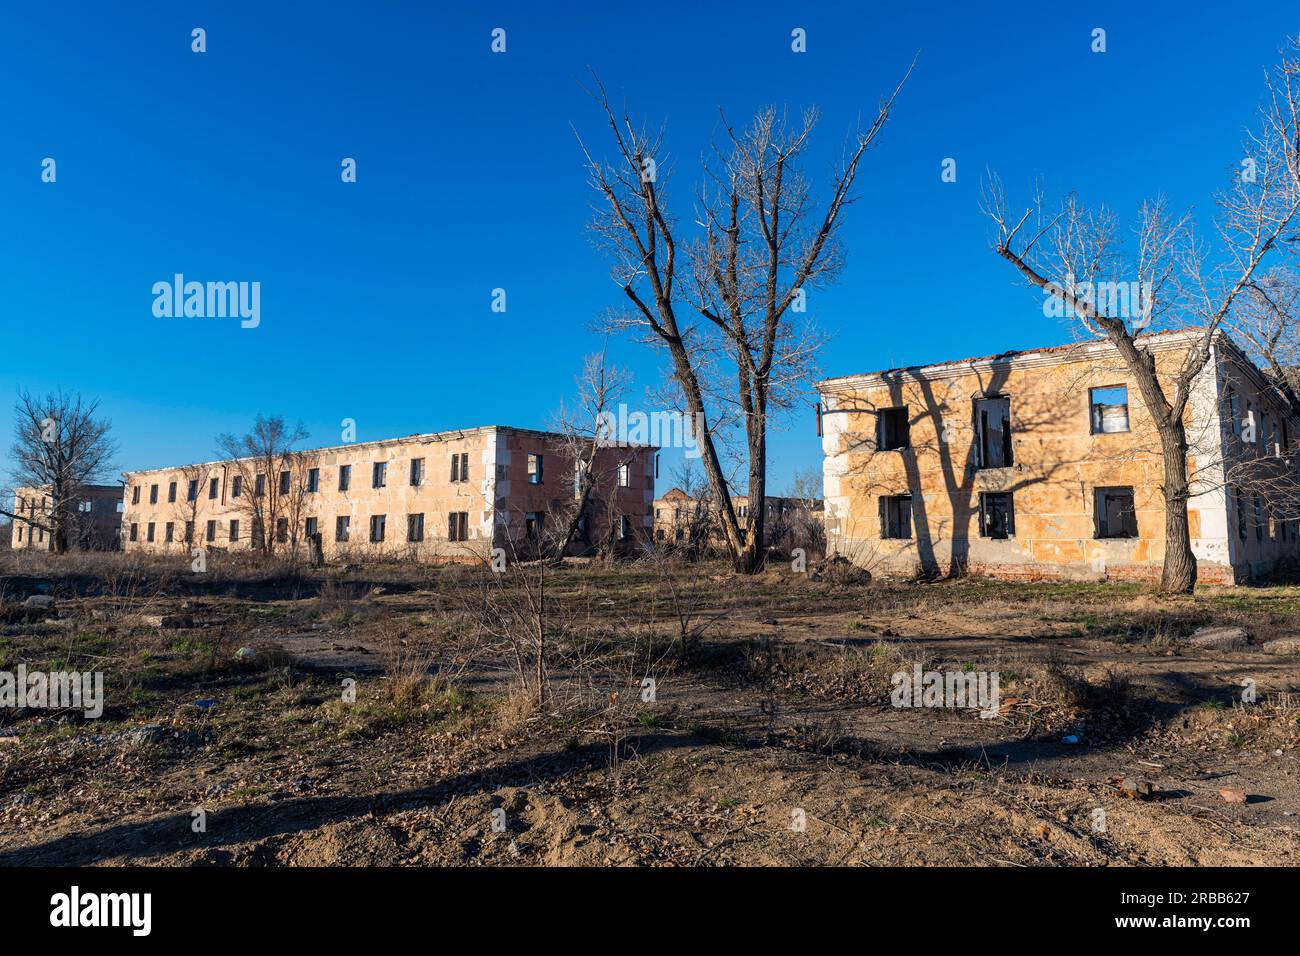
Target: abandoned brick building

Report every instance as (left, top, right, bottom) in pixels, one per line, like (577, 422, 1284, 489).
(652, 487, 822, 550)
(9, 484, 123, 551)
(121, 425, 655, 561)
(816, 330, 1300, 584)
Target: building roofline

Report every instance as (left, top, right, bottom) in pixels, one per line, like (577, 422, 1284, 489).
(121, 424, 658, 479)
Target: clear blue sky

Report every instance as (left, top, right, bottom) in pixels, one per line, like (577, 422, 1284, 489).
(0, 1, 1292, 493)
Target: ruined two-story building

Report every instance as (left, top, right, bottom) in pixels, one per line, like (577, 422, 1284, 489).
(816, 330, 1300, 584)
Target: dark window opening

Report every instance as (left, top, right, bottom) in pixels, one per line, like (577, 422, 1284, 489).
(879, 495, 912, 539)
(978, 492, 1015, 539)
(975, 396, 1013, 468)
(876, 407, 910, 451)
(408, 513, 424, 542)
(1094, 487, 1137, 538)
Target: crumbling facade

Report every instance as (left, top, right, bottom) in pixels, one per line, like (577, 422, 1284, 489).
(817, 331, 1300, 584)
(9, 485, 123, 551)
(121, 426, 655, 562)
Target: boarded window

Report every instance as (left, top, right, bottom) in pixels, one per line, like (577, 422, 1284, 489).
(975, 396, 1013, 468)
(1090, 386, 1129, 434)
(1094, 487, 1137, 538)
(879, 495, 912, 539)
(876, 407, 910, 451)
(978, 492, 1015, 539)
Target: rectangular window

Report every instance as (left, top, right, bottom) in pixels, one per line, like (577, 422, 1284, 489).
(370, 514, 386, 542)
(372, 462, 387, 489)
(255, 474, 265, 496)
(252, 519, 263, 547)
(209, 477, 219, 499)
(1094, 487, 1138, 538)
(619, 514, 632, 539)
(165, 521, 174, 543)
(132, 486, 140, 505)
(1227, 388, 1242, 437)
(975, 396, 1013, 468)
(305, 517, 317, 538)
(525, 511, 544, 539)
(231, 475, 242, 498)
(276, 517, 289, 543)
(408, 513, 424, 542)
(149, 484, 158, 505)
(188, 479, 199, 502)
(185, 520, 194, 543)
(879, 495, 912, 539)
(168, 481, 177, 503)
(1255, 494, 1264, 541)
(206, 520, 217, 543)
(129, 523, 138, 542)
(279, 471, 291, 495)
(410, 458, 424, 486)
(229, 519, 240, 542)
(336, 516, 350, 542)
(448, 512, 469, 542)
(338, 464, 351, 492)
(1090, 386, 1129, 434)
(307, 468, 319, 493)
(450, 452, 469, 483)
(146, 522, 156, 543)
(618, 463, 630, 487)
(978, 492, 1015, 539)
(527, 454, 543, 484)
(876, 407, 910, 451)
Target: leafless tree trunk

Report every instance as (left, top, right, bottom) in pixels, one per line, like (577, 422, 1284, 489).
(576, 63, 913, 573)
(982, 36, 1300, 593)
(1, 390, 117, 554)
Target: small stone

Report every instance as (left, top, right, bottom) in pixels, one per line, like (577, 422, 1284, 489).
(1218, 788, 1248, 804)
(1187, 626, 1250, 651)
(1262, 638, 1300, 656)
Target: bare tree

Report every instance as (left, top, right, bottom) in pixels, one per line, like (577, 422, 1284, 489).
(982, 36, 1300, 593)
(576, 63, 913, 573)
(1, 390, 118, 553)
(548, 349, 635, 561)
(215, 415, 309, 558)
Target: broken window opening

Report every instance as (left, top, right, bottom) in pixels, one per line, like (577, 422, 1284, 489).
(876, 407, 910, 451)
(1089, 385, 1129, 434)
(978, 492, 1015, 539)
(1094, 487, 1137, 539)
(975, 396, 1013, 469)
(879, 494, 913, 540)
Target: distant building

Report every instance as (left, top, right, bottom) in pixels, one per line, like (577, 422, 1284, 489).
(10, 485, 124, 551)
(652, 487, 822, 549)
(121, 425, 655, 561)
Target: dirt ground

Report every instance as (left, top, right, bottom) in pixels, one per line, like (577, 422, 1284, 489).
(1, 550, 1298, 867)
